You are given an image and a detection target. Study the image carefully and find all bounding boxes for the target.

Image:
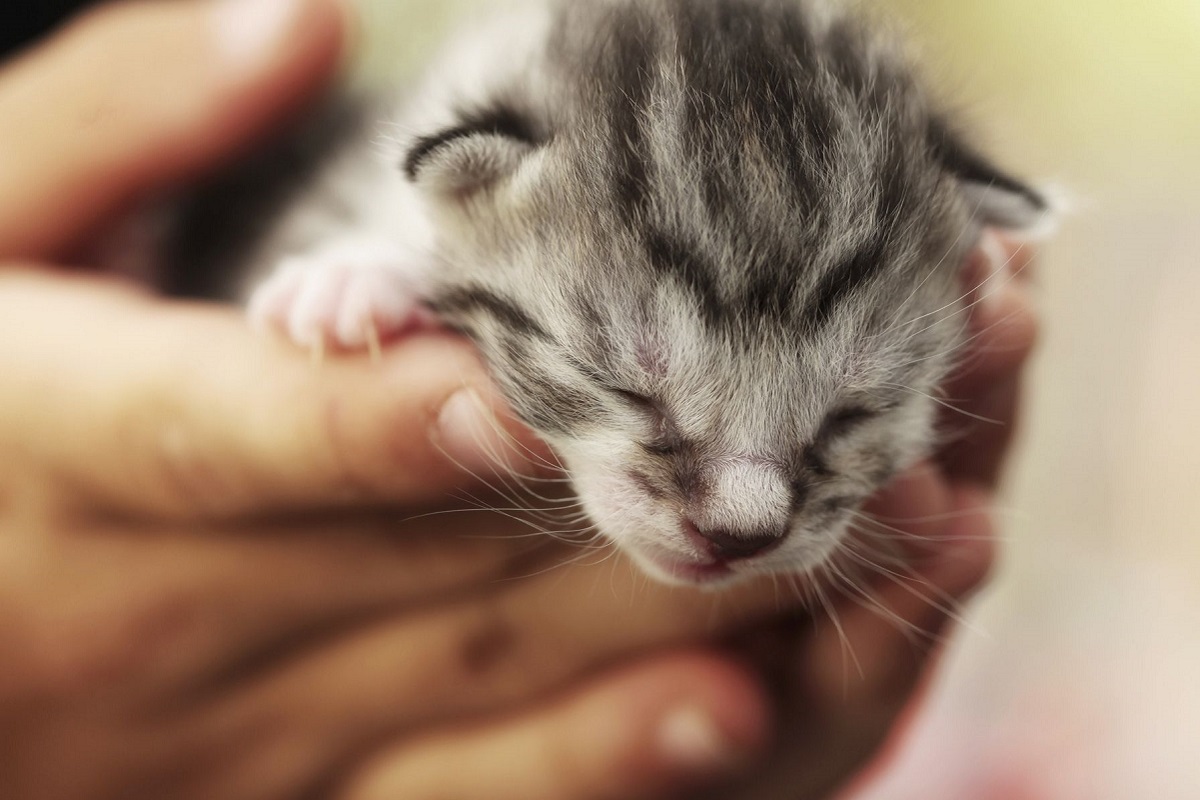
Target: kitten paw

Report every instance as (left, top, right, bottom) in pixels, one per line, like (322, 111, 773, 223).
(248, 242, 427, 354)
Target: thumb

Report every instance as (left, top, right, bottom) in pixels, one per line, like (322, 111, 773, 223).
(0, 0, 347, 260)
(0, 270, 549, 521)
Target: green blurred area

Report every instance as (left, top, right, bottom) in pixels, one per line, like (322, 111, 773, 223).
(353, 0, 476, 83)
(890, 0, 1200, 186)
(357, 0, 1200, 189)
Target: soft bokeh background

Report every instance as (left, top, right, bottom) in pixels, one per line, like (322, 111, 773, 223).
(357, 1, 1200, 796)
(858, 4, 1200, 797)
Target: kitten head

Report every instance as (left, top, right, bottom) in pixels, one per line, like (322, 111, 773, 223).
(400, 0, 1047, 586)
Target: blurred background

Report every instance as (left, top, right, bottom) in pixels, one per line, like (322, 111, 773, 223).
(859, 2, 1200, 796)
(357, 0, 1200, 796)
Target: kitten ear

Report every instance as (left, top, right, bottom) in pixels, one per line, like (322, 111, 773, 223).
(403, 107, 538, 196)
(930, 119, 1052, 234)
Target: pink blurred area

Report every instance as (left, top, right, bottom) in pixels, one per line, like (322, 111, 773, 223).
(852, 562, 1200, 799)
(363, 1, 1200, 796)
(843, 1, 1200, 796)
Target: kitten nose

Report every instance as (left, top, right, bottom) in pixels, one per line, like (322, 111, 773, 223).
(686, 522, 783, 562)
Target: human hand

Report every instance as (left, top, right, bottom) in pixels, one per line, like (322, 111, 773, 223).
(0, 269, 786, 800)
(0, 1, 1034, 798)
(0, 2, 777, 798)
(0, 251, 1028, 800)
(704, 232, 1039, 800)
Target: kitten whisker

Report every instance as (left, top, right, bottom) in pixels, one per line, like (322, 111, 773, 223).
(879, 382, 1004, 425)
(823, 558, 928, 646)
(837, 536, 983, 638)
(850, 507, 1018, 539)
(812, 564, 865, 683)
(881, 242, 1028, 350)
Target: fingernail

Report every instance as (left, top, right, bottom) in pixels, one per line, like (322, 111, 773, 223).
(214, 0, 305, 65)
(658, 707, 747, 777)
(435, 388, 527, 478)
(978, 230, 1012, 279)
(977, 276, 1019, 328)
(974, 232, 1033, 324)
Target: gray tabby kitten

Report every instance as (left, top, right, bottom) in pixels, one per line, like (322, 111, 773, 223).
(169, 0, 1049, 587)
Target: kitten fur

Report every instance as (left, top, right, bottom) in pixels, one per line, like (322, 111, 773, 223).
(167, 0, 1049, 587)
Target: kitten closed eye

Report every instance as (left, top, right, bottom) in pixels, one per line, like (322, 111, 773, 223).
(169, 0, 1049, 587)
(817, 405, 881, 443)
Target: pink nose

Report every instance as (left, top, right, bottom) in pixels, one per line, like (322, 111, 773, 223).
(684, 521, 784, 562)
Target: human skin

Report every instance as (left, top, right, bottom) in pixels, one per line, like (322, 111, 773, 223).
(0, 1, 1037, 798)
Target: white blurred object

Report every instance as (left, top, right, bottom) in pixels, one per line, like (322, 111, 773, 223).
(852, 554, 1200, 800)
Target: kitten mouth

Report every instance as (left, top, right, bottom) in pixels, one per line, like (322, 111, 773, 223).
(644, 552, 736, 585)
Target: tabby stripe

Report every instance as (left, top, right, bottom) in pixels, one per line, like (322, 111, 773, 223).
(802, 236, 889, 330)
(430, 286, 551, 341)
(601, 11, 659, 217)
(509, 363, 607, 435)
(645, 229, 725, 324)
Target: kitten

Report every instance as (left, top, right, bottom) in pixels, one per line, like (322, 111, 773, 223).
(167, 0, 1050, 587)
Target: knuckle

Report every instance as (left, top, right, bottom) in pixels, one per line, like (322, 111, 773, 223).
(450, 604, 552, 705)
(458, 613, 519, 680)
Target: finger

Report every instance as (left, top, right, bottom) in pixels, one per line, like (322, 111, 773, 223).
(937, 373, 1027, 489)
(232, 478, 946, 762)
(20, 513, 560, 701)
(0, 272, 548, 519)
(748, 487, 995, 800)
(854, 462, 955, 563)
(235, 551, 786, 753)
(335, 654, 768, 800)
(0, 0, 346, 260)
(953, 231, 1040, 392)
(937, 233, 1040, 487)
(807, 485, 995, 716)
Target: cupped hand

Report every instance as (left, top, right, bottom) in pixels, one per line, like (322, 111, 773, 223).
(0, 267, 1022, 800)
(0, 2, 772, 798)
(702, 233, 1038, 800)
(0, 273, 775, 800)
(0, 1, 1036, 798)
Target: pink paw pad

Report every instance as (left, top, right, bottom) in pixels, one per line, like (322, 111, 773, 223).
(248, 244, 426, 353)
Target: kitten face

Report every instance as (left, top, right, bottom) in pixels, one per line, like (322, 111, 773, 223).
(401, 0, 1046, 586)
(428, 226, 964, 586)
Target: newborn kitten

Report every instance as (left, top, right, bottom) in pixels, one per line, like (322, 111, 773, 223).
(168, 0, 1049, 587)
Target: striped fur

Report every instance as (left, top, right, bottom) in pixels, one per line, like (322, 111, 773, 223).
(190, 0, 1049, 586)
